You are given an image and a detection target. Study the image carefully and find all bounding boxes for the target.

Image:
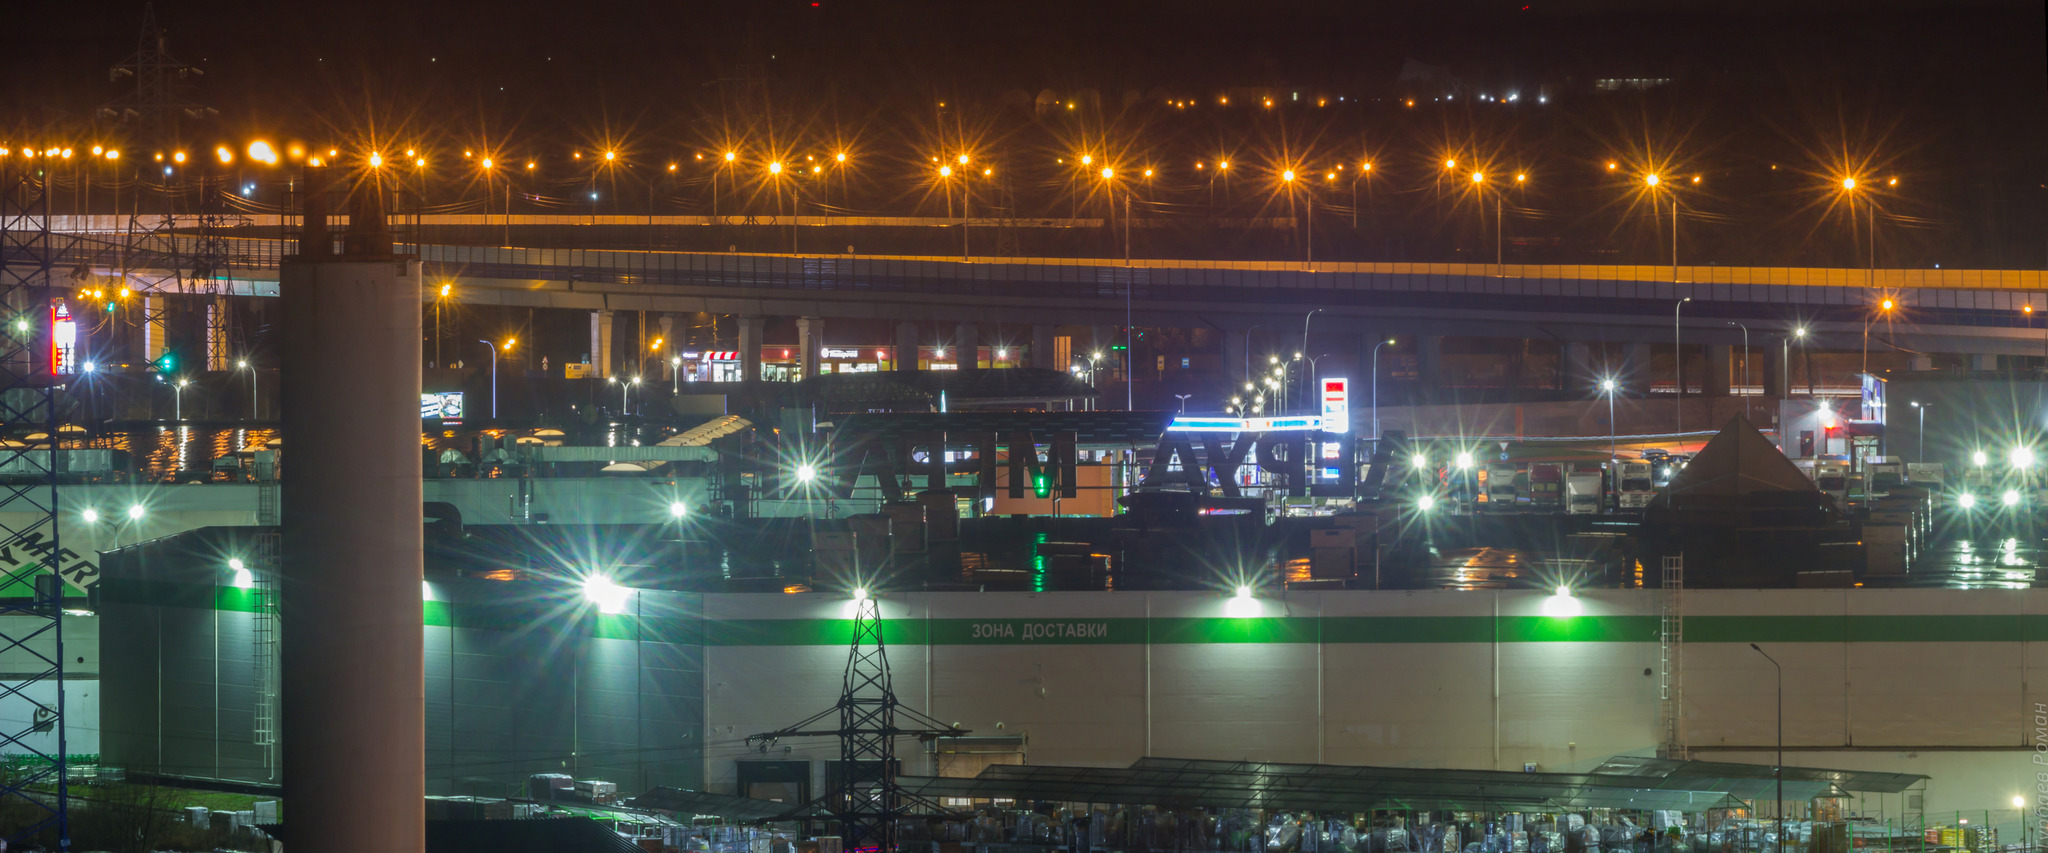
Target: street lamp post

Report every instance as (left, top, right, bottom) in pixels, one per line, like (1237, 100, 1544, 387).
(478, 339, 503, 420)
(1372, 337, 1396, 439)
(1674, 297, 1692, 434)
(174, 377, 190, 421)
(1749, 644, 1785, 853)
(1910, 401, 1931, 462)
(1784, 326, 1809, 399)
(238, 358, 257, 420)
(1601, 379, 1620, 462)
(1728, 321, 1751, 417)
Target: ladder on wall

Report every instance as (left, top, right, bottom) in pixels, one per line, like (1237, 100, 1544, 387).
(1658, 554, 1686, 759)
(250, 532, 281, 777)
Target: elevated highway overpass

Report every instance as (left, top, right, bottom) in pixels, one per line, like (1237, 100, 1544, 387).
(17, 215, 2048, 393)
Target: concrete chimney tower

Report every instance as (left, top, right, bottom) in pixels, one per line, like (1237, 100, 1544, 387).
(278, 161, 424, 853)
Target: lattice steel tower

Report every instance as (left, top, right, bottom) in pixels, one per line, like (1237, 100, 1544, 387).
(0, 132, 72, 852)
(749, 590, 964, 852)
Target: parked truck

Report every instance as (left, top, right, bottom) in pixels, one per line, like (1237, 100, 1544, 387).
(1527, 463, 1564, 511)
(1485, 462, 1520, 511)
(1814, 460, 1852, 508)
(1618, 462, 1657, 510)
(1866, 456, 1906, 494)
(1566, 468, 1605, 514)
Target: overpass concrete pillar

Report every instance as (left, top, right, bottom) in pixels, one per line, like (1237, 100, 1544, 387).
(1224, 328, 1248, 387)
(1562, 342, 1594, 391)
(895, 322, 919, 371)
(1622, 343, 1652, 391)
(1909, 355, 1933, 372)
(1031, 325, 1055, 370)
(955, 323, 980, 373)
(1416, 335, 1444, 386)
(1970, 353, 1997, 371)
(658, 315, 675, 381)
(590, 309, 614, 379)
(739, 316, 764, 381)
(635, 311, 648, 376)
(797, 317, 822, 380)
(1704, 344, 1732, 397)
(1762, 346, 1785, 398)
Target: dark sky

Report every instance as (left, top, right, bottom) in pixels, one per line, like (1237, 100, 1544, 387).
(4, 0, 2040, 130)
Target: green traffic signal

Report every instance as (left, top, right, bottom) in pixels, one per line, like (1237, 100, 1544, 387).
(1032, 473, 1052, 498)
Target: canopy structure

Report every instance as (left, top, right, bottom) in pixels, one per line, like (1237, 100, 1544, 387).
(629, 786, 822, 822)
(1658, 414, 1821, 504)
(894, 757, 1769, 815)
(1588, 756, 1926, 798)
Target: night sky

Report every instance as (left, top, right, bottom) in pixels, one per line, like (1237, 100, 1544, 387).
(3, 1, 2043, 266)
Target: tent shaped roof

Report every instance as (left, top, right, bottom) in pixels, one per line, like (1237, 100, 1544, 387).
(1659, 414, 1818, 500)
(1590, 756, 1925, 796)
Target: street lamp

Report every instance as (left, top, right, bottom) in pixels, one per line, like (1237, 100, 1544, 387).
(1674, 297, 1692, 434)
(1864, 297, 1896, 379)
(174, 377, 191, 421)
(1300, 308, 1323, 402)
(479, 338, 511, 420)
(1643, 173, 1685, 283)
(1727, 321, 1751, 417)
(1784, 326, 1809, 398)
(237, 358, 257, 420)
(671, 355, 683, 393)
(610, 375, 641, 414)
(1600, 378, 1620, 462)
(1909, 401, 1931, 462)
(1372, 337, 1396, 439)
(1749, 644, 1785, 853)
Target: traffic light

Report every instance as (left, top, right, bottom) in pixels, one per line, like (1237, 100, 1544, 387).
(154, 351, 177, 372)
(1032, 472, 1052, 498)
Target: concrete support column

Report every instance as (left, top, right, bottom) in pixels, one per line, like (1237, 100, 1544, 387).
(1970, 353, 1997, 371)
(1031, 324, 1055, 370)
(658, 315, 675, 381)
(738, 315, 764, 381)
(1762, 346, 1785, 398)
(1416, 335, 1445, 386)
(797, 316, 822, 380)
(955, 323, 980, 373)
(590, 309, 614, 378)
(279, 223, 424, 853)
(1224, 327, 1249, 387)
(635, 310, 648, 376)
(1562, 341, 1593, 391)
(1704, 344, 1732, 397)
(895, 321, 919, 372)
(1908, 355, 1933, 372)
(1622, 343, 1652, 391)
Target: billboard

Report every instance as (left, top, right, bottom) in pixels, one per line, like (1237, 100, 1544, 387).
(1321, 378, 1350, 432)
(421, 392, 465, 422)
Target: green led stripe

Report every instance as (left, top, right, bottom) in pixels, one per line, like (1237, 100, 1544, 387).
(96, 579, 2048, 645)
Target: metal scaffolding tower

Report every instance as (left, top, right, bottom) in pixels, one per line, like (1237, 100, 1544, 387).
(749, 591, 965, 852)
(0, 139, 73, 852)
(97, 4, 231, 375)
(1657, 554, 1687, 760)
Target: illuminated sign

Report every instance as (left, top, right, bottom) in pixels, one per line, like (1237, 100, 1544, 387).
(821, 347, 863, 359)
(420, 392, 465, 422)
(50, 303, 74, 375)
(1321, 378, 1350, 432)
(1166, 415, 1324, 432)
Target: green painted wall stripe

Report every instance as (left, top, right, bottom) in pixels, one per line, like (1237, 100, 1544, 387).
(95, 578, 2048, 645)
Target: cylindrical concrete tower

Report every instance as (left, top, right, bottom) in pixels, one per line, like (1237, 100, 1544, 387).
(279, 163, 424, 853)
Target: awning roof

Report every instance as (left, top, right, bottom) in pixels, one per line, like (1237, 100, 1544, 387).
(896, 758, 1750, 814)
(628, 786, 820, 821)
(1589, 756, 1926, 796)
